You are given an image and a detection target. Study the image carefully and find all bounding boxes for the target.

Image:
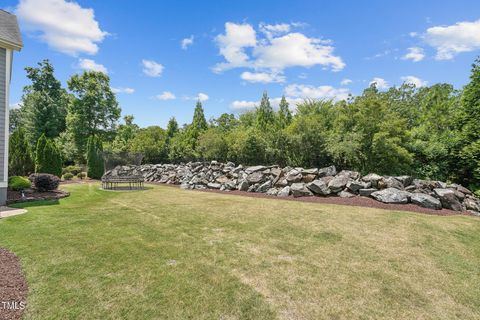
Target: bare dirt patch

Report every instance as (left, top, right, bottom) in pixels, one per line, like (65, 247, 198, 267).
(0, 248, 27, 320)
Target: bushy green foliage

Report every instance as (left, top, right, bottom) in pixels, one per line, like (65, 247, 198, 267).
(62, 165, 82, 176)
(35, 134, 62, 177)
(86, 136, 104, 179)
(63, 173, 74, 180)
(9, 128, 34, 176)
(8, 176, 32, 191)
(77, 172, 86, 179)
(130, 126, 167, 164)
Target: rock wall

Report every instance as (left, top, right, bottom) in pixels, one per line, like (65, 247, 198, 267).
(103, 161, 480, 215)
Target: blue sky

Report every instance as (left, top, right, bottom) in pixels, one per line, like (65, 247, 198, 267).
(4, 0, 480, 127)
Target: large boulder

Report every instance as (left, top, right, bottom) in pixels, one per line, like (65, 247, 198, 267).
(411, 193, 442, 210)
(433, 188, 462, 211)
(359, 188, 377, 197)
(384, 177, 404, 190)
(362, 173, 383, 188)
(395, 175, 413, 187)
(286, 169, 303, 183)
(245, 165, 267, 174)
(266, 188, 279, 196)
(307, 180, 331, 196)
(328, 175, 350, 193)
(290, 183, 313, 197)
(338, 190, 355, 198)
(371, 188, 411, 204)
(464, 197, 480, 213)
(237, 180, 249, 191)
(347, 180, 371, 193)
(207, 182, 221, 189)
(256, 181, 271, 193)
(277, 186, 291, 197)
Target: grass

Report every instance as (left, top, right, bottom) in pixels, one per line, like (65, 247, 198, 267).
(1, 183, 480, 319)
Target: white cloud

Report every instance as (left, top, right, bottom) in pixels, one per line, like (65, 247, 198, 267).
(230, 100, 257, 111)
(401, 76, 428, 88)
(369, 77, 389, 89)
(156, 91, 176, 100)
(9, 102, 22, 109)
(78, 58, 107, 73)
(112, 87, 134, 94)
(409, 32, 418, 37)
(424, 19, 480, 60)
(214, 22, 344, 75)
(340, 78, 352, 85)
(285, 84, 350, 101)
(16, 0, 107, 56)
(402, 47, 425, 62)
(181, 35, 194, 50)
(196, 93, 209, 102)
(142, 59, 164, 77)
(240, 71, 285, 83)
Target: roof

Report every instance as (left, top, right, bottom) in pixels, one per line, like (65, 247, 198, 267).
(0, 10, 22, 50)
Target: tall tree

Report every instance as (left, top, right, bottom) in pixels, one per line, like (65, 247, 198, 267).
(67, 71, 121, 161)
(35, 134, 62, 176)
(35, 134, 48, 173)
(110, 115, 139, 152)
(165, 117, 179, 140)
(255, 91, 275, 130)
(9, 128, 34, 176)
(191, 101, 208, 132)
(277, 95, 292, 128)
(86, 136, 105, 179)
(456, 57, 480, 186)
(21, 60, 69, 146)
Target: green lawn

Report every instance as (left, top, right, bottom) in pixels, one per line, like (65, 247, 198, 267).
(1, 183, 480, 319)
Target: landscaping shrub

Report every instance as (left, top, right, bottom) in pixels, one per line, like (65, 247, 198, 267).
(62, 165, 82, 176)
(30, 173, 60, 192)
(8, 176, 32, 191)
(63, 173, 74, 180)
(77, 172, 86, 179)
(9, 128, 34, 176)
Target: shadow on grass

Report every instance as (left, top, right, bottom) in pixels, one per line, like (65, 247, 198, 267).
(9, 199, 60, 209)
(98, 186, 155, 192)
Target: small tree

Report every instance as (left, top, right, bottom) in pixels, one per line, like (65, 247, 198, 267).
(35, 134, 62, 177)
(35, 134, 48, 173)
(86, 136, 105, 179)
(9, 128, 34, 176)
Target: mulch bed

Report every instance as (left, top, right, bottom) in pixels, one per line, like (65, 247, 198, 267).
(149, 182, 470, 217)
(7, 189, 70, 205)
(0, 249, 27, 320)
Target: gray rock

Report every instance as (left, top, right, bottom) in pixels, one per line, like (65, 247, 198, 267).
(362, 173, 383, 188)
(338, 170, 360, 180)
(318, 165, 336, 177)
(464, 197, 480, 212)
(286, 169, 303, 183)
(215, 175, 230, 184)
(245, 165, 266, 174)
(247, 184, 258, 192)
(359, 188, 377, 197)
(237, 180, 249, 191)
(302, 168, 319, 175)
(371, 188, 411, 204)
(307, 180, 331, 196)
(338, 190, 355, 198)
(395, 175, 413, 187)
(411, 193, 442, 210)
(180, 183, 192, 190)
(207, 182, 221, 189)
(256, 181, 272, 193)
(277, 186, 291, 197)
(246, 171, 264, 184)
(433, 188, 462, 211)
(384, 177, 404, 190)
(328, 175, 350, 193)
(302, 174, 317, 183)
(290, 183, 313, 197)
(274, 178, 289, 187)
(266, 188, 279, 196)
(347, 180, 371, 193)
(456, 185, 472, 195)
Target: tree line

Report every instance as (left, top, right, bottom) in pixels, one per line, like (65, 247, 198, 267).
(8, 58, 480, 191)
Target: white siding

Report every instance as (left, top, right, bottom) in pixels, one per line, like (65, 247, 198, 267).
(0, 48, 5, 182)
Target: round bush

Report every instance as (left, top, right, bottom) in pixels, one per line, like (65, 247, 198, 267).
(8, 176, 32, 191)
(63, 173, 74, 180)
(77, 172, 86, 180)
(30, 173, 60, 192)
(62, 165, 82, 176)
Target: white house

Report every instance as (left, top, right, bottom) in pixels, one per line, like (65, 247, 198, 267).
(0, 10, 22, 204)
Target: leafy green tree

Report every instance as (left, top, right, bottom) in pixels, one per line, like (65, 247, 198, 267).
(130, 126, 167, 164)
(197, 128, 229, 161)
(255, 91, 275, 130)
(166, 117, 179, 139)
(86, 136, 105, 179)
(21, 60, 69, 146)
(9, 128, 34, 176)
(227, 128, 266, 165)
(168, 130, 197, 162)
(67, 71, 121, 161)
(110, 115, 139, 152)
(9, 108, 24, 133)
(213, 113, 237, 131)
(456, 57, 480, 186)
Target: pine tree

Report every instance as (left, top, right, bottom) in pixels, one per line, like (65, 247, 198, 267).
(277, 95, 292, 128)
(192, 101, 208, 132)
(35, 134, 48, 173)
(9, 128, 34, 176)
(166, 117, 179, 140)
(86, 136, 105, 179)
(256, 91, 275, 130)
